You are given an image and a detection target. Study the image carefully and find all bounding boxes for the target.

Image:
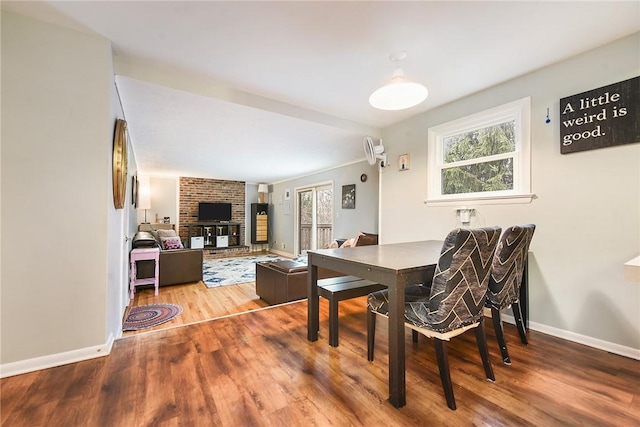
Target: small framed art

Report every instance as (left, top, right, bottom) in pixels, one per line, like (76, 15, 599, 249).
(342, 184, 356, 209)
(131, 175, 138, 207)
(399, 154, 410, 171)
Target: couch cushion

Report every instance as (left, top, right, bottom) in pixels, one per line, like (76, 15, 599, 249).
(157, 229, 178, 238)
(267, 260, 308, 273)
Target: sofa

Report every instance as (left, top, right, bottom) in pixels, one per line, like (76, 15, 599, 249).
(255, 232, 378, 305)
(328, 231, 378, 248)
(132, 230, 203, 287)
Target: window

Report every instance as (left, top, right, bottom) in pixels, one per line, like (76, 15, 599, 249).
(427, 97, 533, 205)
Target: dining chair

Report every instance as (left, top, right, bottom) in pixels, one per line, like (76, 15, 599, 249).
(486, 224, 536, 365)
(367, 226, 502, 410)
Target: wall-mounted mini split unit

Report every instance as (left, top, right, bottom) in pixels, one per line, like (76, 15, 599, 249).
(363, 136, 387, 168)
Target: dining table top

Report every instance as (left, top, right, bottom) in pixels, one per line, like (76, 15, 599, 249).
(308, 240, 443, 274)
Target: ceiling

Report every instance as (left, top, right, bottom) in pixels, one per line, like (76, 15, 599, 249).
(4, 1, 639, 183)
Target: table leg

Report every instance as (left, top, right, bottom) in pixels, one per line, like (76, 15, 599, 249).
(154, 256, 159, 296)
(129, 258, 136, 300)
(387, 276, 406, 408)
(307, 258, 319, 342)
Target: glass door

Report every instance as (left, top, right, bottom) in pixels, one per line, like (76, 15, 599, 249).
(297, 184, 333, 255)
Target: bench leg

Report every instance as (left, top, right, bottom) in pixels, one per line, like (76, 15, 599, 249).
(329, 298, 339, 347)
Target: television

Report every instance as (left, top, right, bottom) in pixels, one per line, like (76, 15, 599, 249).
(198, 202, 232, 222)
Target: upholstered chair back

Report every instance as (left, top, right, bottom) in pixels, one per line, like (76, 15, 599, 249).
(486, 224, 536, 309)
(407, 226, 501, 333)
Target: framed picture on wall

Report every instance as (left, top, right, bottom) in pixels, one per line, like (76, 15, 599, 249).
(342, 184, 355, 209)
(398, 154, 410, 171)
(131, 175, 138, 207)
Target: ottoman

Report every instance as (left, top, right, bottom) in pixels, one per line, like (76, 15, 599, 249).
(256, 260, 308, 305)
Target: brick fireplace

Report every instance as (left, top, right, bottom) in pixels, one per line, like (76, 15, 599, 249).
(179, 177, 250, 259)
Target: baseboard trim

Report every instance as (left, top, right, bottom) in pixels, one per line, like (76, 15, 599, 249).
(0, 333, 115, 379)
(269, 249, 295, 258)
(496, 312, 640, 361)
(527, 320, 640, 360)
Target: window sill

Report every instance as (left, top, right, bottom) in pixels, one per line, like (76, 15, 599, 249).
(424, 193, 535, 207)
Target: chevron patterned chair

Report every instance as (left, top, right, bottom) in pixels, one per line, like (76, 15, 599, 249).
(366, 226, 501, 410)
(486, 224, 536, 365)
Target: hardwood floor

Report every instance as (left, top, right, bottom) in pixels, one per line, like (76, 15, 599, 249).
(123, 281, 270, 336)
(2, 292, 639, 426)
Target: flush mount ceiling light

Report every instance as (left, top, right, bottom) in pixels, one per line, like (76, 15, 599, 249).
(369, 50, 428, 111)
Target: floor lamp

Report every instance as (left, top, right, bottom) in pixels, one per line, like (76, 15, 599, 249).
(137, 175, 151, 223)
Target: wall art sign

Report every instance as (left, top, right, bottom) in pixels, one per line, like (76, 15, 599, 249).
(560, 76, 639, 154)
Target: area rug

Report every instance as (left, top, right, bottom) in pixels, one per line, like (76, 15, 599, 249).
(122, 304, 183, 331)
(203, 254, 287, 288)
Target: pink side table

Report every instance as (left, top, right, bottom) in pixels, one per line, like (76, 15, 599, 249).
(130, 247, 160, 299)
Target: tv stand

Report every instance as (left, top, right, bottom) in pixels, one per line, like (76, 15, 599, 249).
(186, 222, 241, 249)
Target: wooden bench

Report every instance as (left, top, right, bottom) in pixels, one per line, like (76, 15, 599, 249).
(317, 276, 386, 347)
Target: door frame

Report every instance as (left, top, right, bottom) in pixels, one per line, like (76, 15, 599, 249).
(293, 180, 333, 256)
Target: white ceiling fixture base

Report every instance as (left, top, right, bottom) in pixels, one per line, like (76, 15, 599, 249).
(369, 50, 428, 111)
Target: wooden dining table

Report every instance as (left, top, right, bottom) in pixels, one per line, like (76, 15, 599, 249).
(307, 240, 444, 408)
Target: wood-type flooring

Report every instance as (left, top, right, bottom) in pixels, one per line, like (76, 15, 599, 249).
(2, 284, 639, 426)
(123, 280, 269, 336)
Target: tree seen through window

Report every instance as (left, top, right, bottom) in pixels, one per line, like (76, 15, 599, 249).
(441, 121, 515, 195)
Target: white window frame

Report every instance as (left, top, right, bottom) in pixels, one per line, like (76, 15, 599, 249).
(426, 97, 533, 206)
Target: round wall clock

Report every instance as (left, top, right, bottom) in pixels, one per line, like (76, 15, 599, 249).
(112, 119, 128, 209)
(360, 173, 368, 182)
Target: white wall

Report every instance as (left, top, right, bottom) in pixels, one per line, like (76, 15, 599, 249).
(1, 12, 123, 372)
(136, 175, 179, 227)
(106, 43, 136, 347)
(379, 33, 640, 355)
(270, 160, 380, 257)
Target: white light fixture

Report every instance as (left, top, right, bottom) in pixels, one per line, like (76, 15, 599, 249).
(137, 175, 151, 223)
(257, 183, 268, 203)
(369, 50, 428, 111)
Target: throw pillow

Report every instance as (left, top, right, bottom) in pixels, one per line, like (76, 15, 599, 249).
(341, 232, 364, 248)
(157, 229, 178, 238)
(161, 236, 184, 250)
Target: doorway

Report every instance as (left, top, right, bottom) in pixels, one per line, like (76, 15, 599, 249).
(296, 183, 333, 255)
